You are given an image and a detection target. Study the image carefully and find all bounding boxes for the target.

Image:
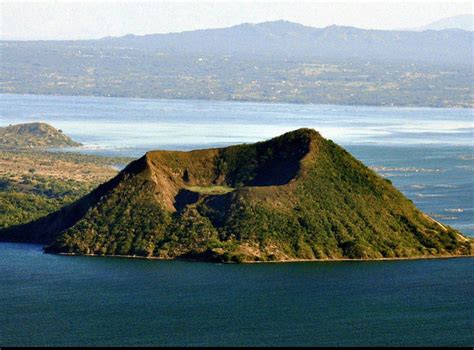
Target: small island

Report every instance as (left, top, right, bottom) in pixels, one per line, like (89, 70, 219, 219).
(0, 122, 82, 149)
(1, 128, 472, 262)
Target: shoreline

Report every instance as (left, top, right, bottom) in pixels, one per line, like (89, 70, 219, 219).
(1, 92, 472, 110)
(53, 251, 474, 264)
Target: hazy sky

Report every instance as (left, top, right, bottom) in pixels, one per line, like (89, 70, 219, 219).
(1, 1, 472, 40)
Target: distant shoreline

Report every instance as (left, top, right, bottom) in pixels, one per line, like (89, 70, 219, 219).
(1, 92, 472, 110)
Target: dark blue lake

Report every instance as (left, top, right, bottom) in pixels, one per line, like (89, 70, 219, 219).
(1, 94, 473, 346)
(0, 243, 473, 346)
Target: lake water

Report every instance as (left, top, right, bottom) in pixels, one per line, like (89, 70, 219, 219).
(1, 94, 473, 346)
(0, 243, 473, 347)
(1, 93, 473, 236)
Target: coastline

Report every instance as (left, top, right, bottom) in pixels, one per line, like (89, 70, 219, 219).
(53, 251, 474, 264)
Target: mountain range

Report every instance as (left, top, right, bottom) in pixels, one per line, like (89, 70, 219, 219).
(1, 20, 472, 107)
(80, 20, 471, 64)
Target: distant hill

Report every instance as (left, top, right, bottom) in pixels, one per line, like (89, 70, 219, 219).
(1, 20, 472, 107)
(2, 128, 471, 262)
(91, 20, 471, 64)
(408, 14, 473, 31)
(0, 122, 82, 149)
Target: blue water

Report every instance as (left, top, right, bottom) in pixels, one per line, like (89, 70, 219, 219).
(0, 243, 473, 346)
(1, 94, 473, 236)
(1, 94, 473, 154)
(1, 94, 474, 346)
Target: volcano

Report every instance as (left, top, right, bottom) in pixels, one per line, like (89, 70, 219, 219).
(1, 128, 471, 262)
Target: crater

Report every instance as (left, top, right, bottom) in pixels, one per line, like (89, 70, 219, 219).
(146, 129, 316, 212)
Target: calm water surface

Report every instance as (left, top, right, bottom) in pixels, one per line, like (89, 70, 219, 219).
(0, 243, 473, 346)
(1, 94, 473, 346)
(1, 93, 473, 153)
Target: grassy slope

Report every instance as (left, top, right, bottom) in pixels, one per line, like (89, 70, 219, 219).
(215, 136, 470, 260)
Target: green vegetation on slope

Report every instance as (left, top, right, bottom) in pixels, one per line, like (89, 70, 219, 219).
(0, 175, 93, 228)
(1, 129, 471, 261)
(215, 137, 468, 260)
